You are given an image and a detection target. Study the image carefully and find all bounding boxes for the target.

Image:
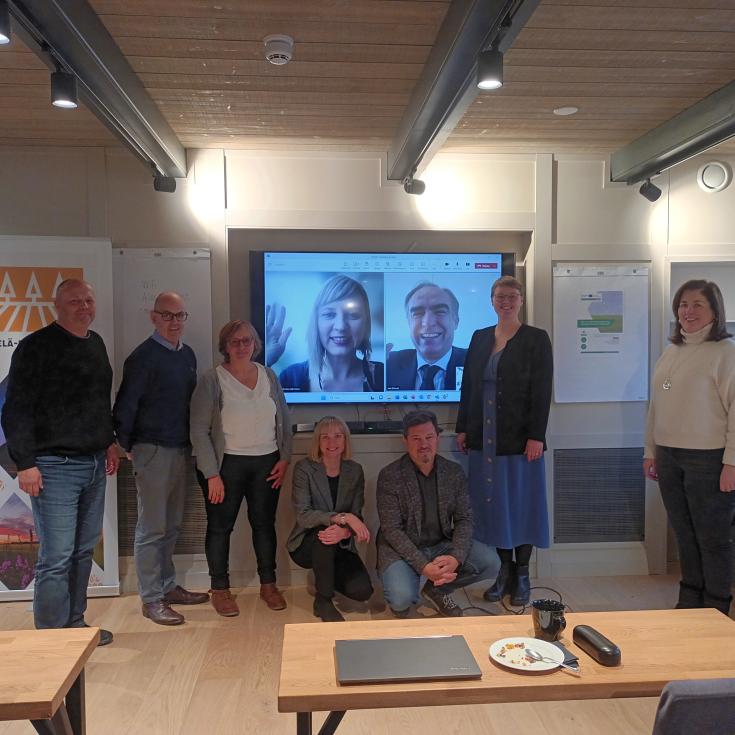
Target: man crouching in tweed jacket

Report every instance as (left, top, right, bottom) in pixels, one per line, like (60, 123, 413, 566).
(376, 410, 499, 617)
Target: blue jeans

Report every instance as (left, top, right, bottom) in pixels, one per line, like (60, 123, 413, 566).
(31, 453, 107, 629)
(381, 540, 499, 613)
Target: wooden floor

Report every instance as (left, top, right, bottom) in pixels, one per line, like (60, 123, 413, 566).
(0, 574, 729, 734)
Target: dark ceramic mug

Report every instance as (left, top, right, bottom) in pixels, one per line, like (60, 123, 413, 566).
(531, 598, 566, 642)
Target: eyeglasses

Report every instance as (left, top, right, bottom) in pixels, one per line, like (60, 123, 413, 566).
(228, 337, 254, 348)
(493, 294, 520, 303)
(154, 310, 188, 322)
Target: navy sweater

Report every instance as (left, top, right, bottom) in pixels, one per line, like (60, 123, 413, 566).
(1, 322, 114, 471)
(113, 337, 197, 451)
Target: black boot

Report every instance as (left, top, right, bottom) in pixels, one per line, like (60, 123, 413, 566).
(675, 582, 704, 609)
(313, 595, 345, 622)
(483, 562, 515, 602)
(510, 565, 531, 606)
(702, 591, 732, 616)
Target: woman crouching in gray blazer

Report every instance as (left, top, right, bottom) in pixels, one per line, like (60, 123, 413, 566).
(287, 416, 373, 622)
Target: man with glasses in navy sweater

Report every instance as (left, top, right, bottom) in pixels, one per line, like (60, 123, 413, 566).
(114, 291, 208, 625)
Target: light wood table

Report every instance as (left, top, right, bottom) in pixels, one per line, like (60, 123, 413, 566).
(0, 627, 99, 735)
(279, 609, 735, 735)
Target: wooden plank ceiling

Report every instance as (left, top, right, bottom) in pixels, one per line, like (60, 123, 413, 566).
(0, 0, 734, 155)
(449, 0, 735, 153)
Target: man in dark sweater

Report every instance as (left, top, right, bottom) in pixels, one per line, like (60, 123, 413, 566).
(113, 291, 207, 625)
(1, 279, 118, 645)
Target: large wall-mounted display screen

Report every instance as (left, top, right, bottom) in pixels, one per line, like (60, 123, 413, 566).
(250, 251, 514, 404)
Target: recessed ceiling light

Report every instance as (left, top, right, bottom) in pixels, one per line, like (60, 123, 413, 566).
(553, 106, 579, 116)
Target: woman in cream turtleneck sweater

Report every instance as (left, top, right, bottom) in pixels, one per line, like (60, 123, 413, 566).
(644, 279, 735, 615)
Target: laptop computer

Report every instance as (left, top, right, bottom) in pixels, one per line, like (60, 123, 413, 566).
(334, 635, 482, 685)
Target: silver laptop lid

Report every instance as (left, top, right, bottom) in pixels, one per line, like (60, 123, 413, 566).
(335, 635, 482, 685)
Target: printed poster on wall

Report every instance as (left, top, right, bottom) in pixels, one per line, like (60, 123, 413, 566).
(553, 264, 649, 403)
(0, 237, 118, 600)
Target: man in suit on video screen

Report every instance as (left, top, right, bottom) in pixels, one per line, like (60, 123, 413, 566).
(387, 282, 467, 392)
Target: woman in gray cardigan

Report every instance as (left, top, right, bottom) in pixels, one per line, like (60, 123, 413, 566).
(287, 416, 373, 622)
(190, 320, 292, 617)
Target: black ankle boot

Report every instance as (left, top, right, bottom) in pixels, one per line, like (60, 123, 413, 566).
(675, 582, 704, 609)
(510, 565, 531, 606)
(313, 595, 345, 622)
(702, 591, 732, 615)
(483, 562, 515, 602)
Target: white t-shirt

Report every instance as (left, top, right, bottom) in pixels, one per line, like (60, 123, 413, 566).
(216, 364, 278, 456)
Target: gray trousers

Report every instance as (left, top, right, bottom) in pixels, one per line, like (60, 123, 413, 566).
(132, 444, 188, 603)
(656, 445, 735, 607)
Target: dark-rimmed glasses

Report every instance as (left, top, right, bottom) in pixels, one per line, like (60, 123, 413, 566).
(154, 310, 189, 321)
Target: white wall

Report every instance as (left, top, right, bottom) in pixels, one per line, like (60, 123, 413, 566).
(1, 142, 733, 585)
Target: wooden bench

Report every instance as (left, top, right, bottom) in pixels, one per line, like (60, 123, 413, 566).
(0, 627, 98, 735)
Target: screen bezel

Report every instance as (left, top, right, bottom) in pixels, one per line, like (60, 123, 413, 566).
(249, 250, 516, 404)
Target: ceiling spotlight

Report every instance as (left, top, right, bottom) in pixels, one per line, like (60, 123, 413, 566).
(639, 178, 662, 202)
(0, 0, 11, 45)
(477, 49, 503, 90)
(403, 176, 426, 195)
(553, 106, 579, 116)
(51, 70, 78, 109)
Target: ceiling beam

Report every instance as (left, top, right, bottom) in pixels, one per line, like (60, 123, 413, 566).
(386, 0, 540, 184)
(610, 81, 735, 185)
(10, 0, 186, 178)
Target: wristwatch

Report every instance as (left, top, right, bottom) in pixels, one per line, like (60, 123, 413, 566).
(336, 513, 347, 526)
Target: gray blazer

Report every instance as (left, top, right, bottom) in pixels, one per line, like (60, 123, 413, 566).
(286, 458, 365, 553)
(190, 364, 292, 478)
(376, 453, 473, 575)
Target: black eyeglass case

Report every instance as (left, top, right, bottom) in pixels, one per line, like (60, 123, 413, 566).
(572, 625, 622, 667)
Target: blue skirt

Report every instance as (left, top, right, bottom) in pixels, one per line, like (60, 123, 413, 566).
(468, 376, 549, 549)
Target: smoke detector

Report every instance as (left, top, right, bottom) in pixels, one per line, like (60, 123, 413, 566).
(264, 34, 294, 66)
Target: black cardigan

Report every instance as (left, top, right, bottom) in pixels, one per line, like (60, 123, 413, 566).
(456, 324, 553, 455)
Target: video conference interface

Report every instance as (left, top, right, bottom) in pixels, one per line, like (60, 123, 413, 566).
(261, 251, 506, 404)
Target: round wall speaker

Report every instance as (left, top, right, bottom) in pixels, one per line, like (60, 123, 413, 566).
(696, 161, 732, 193)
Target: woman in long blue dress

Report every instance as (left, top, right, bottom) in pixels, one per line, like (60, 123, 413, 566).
(456, 276, 553, 606)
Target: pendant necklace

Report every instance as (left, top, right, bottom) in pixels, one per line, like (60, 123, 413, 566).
(662, 346, 700, 391)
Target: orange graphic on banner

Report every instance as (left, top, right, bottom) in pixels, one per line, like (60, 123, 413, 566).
(0, 267, 83, 333)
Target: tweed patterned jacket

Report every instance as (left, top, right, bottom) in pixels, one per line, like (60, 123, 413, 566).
(376, 453, 473, 575)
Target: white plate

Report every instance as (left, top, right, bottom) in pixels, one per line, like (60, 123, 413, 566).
(488, 637, 565, 672)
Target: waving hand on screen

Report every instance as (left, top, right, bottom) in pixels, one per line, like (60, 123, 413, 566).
(265, 303, 292, 366)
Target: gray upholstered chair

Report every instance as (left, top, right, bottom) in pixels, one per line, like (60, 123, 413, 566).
(652, 678, 735, 735)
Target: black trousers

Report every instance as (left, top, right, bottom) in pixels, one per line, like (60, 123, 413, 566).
(290, 527, 373, 602)
(197, 451, 280, 588)
(656, 446, 735, 607)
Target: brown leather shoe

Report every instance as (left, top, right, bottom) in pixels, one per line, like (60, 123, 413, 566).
(260, 583, 287, 611)
(142, 601, 185, 626)
(210, 588, 239, 617)
(163, 585, 210, 605)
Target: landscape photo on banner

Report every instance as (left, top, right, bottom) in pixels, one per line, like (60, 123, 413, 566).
(0, 266, 106, 592)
